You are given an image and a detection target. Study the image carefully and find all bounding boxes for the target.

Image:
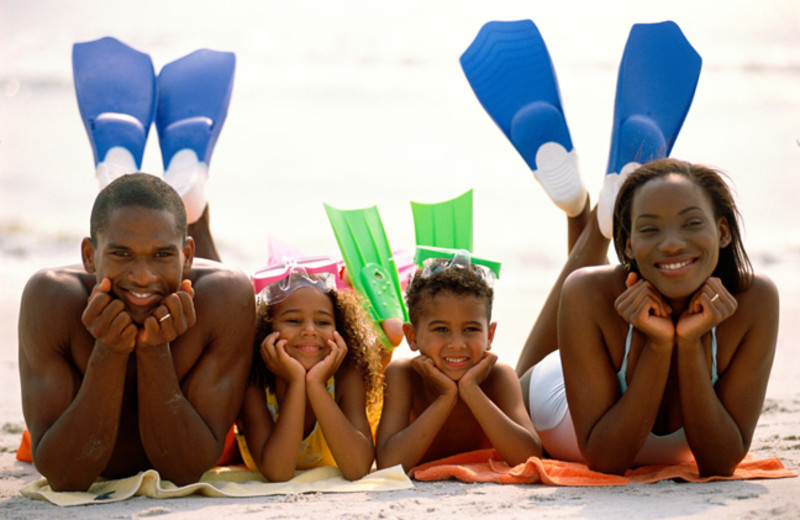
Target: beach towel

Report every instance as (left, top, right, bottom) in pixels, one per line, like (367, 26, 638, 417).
(410, 449, 797, 486)
(21, 464, 413, 506)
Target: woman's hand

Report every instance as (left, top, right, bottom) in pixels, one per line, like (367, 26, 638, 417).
(677, 277, 737, 345)
(614, 272, 675, 349)
(260, 332, 306, 384)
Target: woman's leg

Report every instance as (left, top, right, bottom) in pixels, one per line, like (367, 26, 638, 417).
(516, 199, 610, 375)
(187, 204, 221, 262)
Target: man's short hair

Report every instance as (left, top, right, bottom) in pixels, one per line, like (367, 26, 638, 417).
(90, 173, 187, 244)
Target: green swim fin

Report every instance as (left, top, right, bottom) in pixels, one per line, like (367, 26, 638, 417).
(324, 203, 409, 346)
(410, 189, 473, 251)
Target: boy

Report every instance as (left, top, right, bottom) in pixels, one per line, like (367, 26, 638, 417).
(376, 259, 540, 471)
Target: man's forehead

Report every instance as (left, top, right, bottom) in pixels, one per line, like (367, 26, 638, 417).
(98, 206, 183, 244)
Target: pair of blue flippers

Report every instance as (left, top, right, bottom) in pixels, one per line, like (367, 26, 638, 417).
(460, 20, 702, 236)
(72, 36, 235, 175)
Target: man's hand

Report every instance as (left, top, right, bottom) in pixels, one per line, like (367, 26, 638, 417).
(81, 277, 137, 354)
(137, 279, 197, 349)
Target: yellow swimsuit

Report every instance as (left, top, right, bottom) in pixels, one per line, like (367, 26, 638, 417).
(237, 378, 336, 471)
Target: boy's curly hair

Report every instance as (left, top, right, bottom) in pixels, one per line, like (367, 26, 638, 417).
(251, 288, 384, 408)
(405, 262, 494, 325)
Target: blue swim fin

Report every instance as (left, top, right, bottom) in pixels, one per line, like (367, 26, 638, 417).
(598, 21, 702, 237)
(460, 20, 586, 217)
(156, 49, 235, 222)
(72, 37, 156, 184)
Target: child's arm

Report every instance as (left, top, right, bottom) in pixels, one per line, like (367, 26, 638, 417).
(307, 332, 374, 480)
(458, 355, 542, 465)
(240, 332, 308, 482)
(375, 357, 458, 472)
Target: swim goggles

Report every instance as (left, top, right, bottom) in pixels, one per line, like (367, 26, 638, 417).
(251, 256, 340, 305)
(412, 245, 502, 287)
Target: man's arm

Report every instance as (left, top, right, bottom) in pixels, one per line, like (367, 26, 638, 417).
(19, 270, 134, 491)
(136, 267, 254, 485)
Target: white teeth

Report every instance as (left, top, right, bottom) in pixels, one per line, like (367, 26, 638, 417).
(661, 260, 692, 271)
(130, 291, 152, 298)
(444, 357, 468, 363)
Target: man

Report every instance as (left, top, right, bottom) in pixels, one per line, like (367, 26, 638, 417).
(18, 173, 254, 491)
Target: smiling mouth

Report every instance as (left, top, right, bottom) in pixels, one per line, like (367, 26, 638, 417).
(443, 356, 470, 366)
(657, 258, 696, 271)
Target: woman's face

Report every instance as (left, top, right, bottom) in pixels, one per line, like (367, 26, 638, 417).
(625, 174, 730, 300)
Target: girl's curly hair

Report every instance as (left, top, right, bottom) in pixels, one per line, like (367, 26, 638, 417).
(250, 287, 384, 408)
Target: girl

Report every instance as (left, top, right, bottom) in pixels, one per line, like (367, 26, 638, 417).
(236, 260, 384, 481)
(519, 158, 778, 476)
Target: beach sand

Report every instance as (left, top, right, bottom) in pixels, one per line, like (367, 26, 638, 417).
(1, 0, 799, 517)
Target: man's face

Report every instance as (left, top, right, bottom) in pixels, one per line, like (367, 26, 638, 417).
(82, 206, 193, 324)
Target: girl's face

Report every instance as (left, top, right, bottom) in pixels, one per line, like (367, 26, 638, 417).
(625, 174, 731, 300)
(270, 286, 337, 370)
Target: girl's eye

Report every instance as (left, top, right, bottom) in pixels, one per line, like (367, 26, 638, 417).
(316, 320, 332, 327)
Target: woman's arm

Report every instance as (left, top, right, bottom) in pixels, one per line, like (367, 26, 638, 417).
(677, 275, 779, 476)
(559, 268, 674, 474)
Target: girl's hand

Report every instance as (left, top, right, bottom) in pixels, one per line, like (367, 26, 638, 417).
(614, 272, 675, 349)
(677, 277, 737, 345)
(261, 331, 306, 384)
(307, 331, 348, 386)
(411, 355, 457, 398)
(458, 351, 497, 394)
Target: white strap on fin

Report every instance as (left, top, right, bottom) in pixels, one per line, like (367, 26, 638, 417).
(533, 142, 587, 217)
(597, 162, 639, 239)
(95, 146, 139, 189)
(164, 149, 208, 224)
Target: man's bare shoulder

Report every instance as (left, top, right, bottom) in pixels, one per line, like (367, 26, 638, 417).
(21, 265, 94, 313)
(188, 259, 254, 301)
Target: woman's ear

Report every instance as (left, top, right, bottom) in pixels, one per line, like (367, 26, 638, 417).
(718, 217, 732, 248)
(624, 237, 634, 259)
(403, 322, 418, 352)
(81, 237, 96, 274)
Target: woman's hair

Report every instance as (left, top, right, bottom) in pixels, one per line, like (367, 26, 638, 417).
(251, 288, 384, 408)
(612, 158, 753, 293)
(405, 262, 494, 326)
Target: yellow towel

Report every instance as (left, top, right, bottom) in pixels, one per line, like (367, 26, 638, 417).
(410, 449, 797, 486)
(21, 464, 413, 507)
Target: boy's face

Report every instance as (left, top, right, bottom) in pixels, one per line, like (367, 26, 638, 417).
(81, 206, 193, 324)
(404, 292, 496, 381)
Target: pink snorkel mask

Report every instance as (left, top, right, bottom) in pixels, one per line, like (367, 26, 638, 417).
(251, 256, 341, 306)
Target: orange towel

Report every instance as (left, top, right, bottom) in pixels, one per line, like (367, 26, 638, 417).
(410, 449, 797, 486)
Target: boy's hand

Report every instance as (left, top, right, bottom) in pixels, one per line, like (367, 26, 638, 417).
(137, 280, 196, 349)
(412, 355, 457, 398)
(458, 352, 497, 394)
(82, 277, 138, 354)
